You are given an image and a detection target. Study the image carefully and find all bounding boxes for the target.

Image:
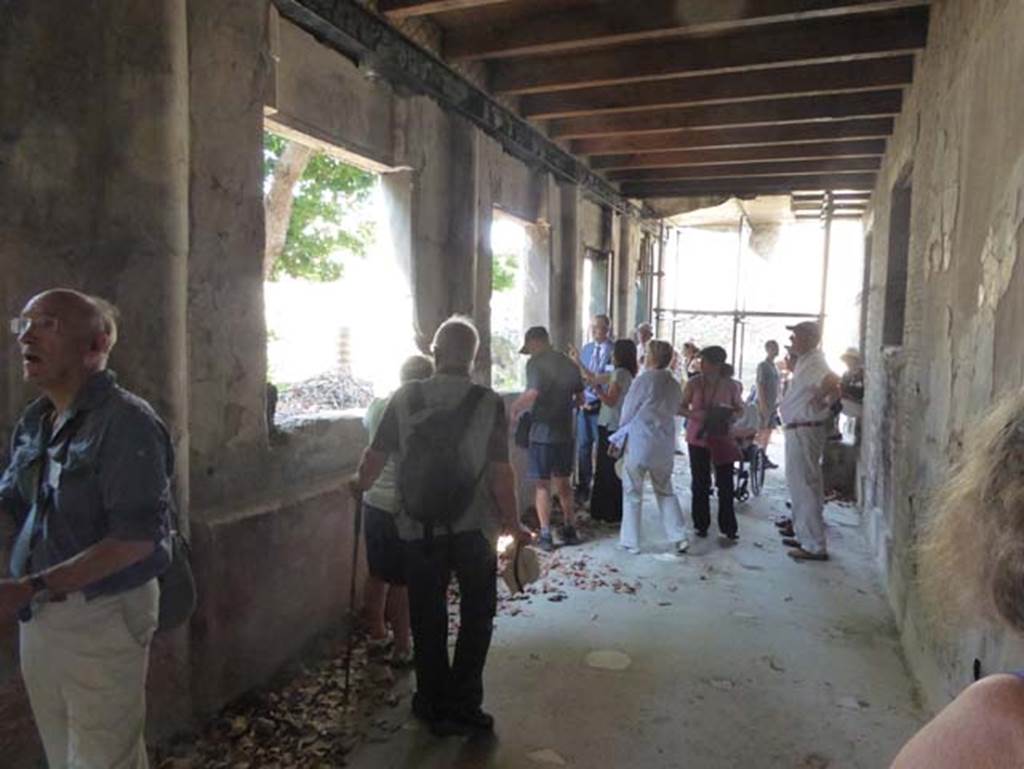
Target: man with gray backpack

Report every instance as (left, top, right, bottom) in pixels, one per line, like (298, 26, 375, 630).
(350, 316, 531, 736)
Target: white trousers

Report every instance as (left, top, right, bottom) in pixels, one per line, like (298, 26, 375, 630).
(20, 579, 159, 769)
(784, 426, 828, 554)
(621, 460, 689, 549)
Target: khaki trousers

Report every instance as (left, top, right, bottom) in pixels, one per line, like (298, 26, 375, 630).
(784, 426, 828, 555)
(20, 579, 159, 769)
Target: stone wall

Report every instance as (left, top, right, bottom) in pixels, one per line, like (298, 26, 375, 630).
(861, 0, 1024, 710)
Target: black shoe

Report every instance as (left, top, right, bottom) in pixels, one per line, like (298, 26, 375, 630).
(764, 458, 779, 469)
(452, 707, 495, 732)
(537, 532, 557, 552)
(560, 525, 580, 546)
(695, 529, 708, 538)
(413, 696, 471, 737)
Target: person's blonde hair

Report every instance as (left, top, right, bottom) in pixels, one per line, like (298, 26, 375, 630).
(647, 340, 674, 369)
(918, 388, 1024, 632)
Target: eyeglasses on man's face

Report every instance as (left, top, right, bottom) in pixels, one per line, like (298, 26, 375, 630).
(9, 315, 61, 337)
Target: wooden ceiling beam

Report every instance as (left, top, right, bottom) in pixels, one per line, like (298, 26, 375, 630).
(448, 0, 929, 61)
(378, 0, 514, 19)
(550, 90, 903, 139)
(491, 8, 929, 94)
(621, 173, 878, 197)
(605, 157, 881, 182)
(574, 118, 895, 155)
(520, 57, 914, 119)
(591, 139, 886, 171)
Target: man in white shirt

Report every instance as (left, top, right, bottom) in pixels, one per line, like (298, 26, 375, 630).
(778, 322, 840, 561)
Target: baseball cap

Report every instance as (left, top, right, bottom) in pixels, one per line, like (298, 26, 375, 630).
(786, 321, 821, 341)
(519, 326, 550, 354)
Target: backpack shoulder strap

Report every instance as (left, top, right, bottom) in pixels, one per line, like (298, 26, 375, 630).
(407, 380, 427, 416)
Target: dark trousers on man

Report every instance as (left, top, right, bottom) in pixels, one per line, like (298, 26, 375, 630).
(405, 530, 497, 718)
(688, 443, 737, 536)
(576, 405, 600, 499)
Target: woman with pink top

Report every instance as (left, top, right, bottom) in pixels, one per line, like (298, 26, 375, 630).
(679, 345, 744, 540)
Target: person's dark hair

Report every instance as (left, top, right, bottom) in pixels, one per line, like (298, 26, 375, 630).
(612, 338, 638, 376)
(700, 345, 727, 366)
(765, 339, 779, 354)
(721, 363, 735, 379)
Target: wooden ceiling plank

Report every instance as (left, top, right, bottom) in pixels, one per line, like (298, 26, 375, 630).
(574, 118, 895, 155)
(448, 0, 929, 61)
(379, 0, 515, 20)
(590, 139, 886, 170)
(605, 157, 881, 182)
(521, 57, 913, 119)
(551, 90, 903, 139)
(621, 172, 878, 197)
(491, 8, 929, 94)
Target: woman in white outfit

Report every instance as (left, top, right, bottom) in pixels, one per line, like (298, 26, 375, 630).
(610, 340, 689, 554)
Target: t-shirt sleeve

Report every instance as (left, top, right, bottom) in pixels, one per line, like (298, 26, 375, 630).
(370, 396, 400, 454)
(525, 358, 541, 392)
(100, 406, 174, 542)
(487, 397, 510, 462)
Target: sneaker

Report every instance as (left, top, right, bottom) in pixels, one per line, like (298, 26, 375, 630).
(537, 532, 557, 552)
(695, 529, 708, 538)
(390, 648, 415, 669)
(560, 525, 580, 546)
(366, 632, 393, 655)
(676, 539, 689, 553)
(617, 543, 641, 555)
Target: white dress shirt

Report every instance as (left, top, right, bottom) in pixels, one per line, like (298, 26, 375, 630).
(611, 368, 682, 472)
(779, 348, 833, 424)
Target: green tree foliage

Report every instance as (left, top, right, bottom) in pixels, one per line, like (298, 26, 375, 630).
(263, 132, 377, 282)
(492, 250, 519, 293)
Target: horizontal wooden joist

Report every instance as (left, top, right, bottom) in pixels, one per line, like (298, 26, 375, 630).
(550, 90, 903, 139)
(520, 57, 914, 119)
(591, 139, 886, 171)
(378, 0, 512, 19)
(605, 157, 881, 183)
(447, 0, 929, 61)
(574, 118, 895, 156)
(271, 0, 646, 218)
(620, 173, 878, 198)
(491, 7, 929, 94)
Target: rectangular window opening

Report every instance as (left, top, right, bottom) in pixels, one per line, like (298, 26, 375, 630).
(490, 210, 531, 392)
(262, 125, 414, 426)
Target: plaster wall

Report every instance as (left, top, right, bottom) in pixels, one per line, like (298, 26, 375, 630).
(861, 0, 1024, 709)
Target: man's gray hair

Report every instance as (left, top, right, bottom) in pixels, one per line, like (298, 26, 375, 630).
(431, 315, 479, 372)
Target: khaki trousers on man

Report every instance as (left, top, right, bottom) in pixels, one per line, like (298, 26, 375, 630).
(20, 579, 159, 769)
(784, 426, 828, 555)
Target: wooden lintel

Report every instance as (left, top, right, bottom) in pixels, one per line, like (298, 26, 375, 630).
(492, 8, 929, 94)
(605, 157, 881, 183)
(522, 57, 914, 119)
(448, 0, 929, 61)
(378, 0, 512, 20)
(550, 90, 903, 139)
(590, 139, 886, 171)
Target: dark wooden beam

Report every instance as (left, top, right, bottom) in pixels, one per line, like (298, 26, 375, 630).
(574, 118, 895, 155)
(271, 0, 644, 217)
(379, 0, 513, 19)
(550, 90, 903, 139)
(521, 57, 913, 119)
(591, 139, 886, 171)
(621, 173, 878, 197)
(448, 0, 929, 61)
(606, 157, 881, 182)
(491, 8, 929, 94)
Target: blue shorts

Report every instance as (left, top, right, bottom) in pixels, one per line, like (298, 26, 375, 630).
(363, 503, 406, 585)
(528, 441, 574, 480)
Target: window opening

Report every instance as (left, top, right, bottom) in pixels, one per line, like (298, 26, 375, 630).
(581, 247, 612, 340)
(262, 127, 414, 424)
(490, 211, 530, 392)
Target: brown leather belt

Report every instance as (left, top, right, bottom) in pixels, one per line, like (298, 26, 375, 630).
(784, 421, 826, 430)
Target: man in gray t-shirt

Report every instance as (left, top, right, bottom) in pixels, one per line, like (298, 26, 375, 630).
(510, 327, 583, 551)
(755, 339, 781, 466)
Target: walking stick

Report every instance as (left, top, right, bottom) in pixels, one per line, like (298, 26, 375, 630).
(343, 491, 364, 706)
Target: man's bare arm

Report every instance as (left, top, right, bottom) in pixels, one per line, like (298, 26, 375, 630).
(349, 447, 387, 496)
(509, 389, 539, 422)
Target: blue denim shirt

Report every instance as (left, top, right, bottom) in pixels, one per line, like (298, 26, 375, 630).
(580, 339, 613, 405)
(0, 371, 172, 599)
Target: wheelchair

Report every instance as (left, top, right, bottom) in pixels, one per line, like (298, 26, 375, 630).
(734, 441, 768, 502)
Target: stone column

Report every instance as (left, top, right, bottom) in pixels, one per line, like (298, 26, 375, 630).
(0, 0, 191, 753)
(551, 183, 582, 350)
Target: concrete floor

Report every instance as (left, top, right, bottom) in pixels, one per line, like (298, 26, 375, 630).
(347, 449, 926, 769)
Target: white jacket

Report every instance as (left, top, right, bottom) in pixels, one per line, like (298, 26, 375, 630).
(611, 368, 683, 472)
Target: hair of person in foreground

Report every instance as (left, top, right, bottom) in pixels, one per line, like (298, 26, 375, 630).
(891, 387, 1024, 768)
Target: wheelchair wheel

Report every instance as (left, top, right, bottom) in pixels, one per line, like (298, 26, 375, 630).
(750, 449, 766, 497)
(735, 467, 750, 502)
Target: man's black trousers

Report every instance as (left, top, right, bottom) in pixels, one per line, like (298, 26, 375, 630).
(404, 530, 497, 716)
